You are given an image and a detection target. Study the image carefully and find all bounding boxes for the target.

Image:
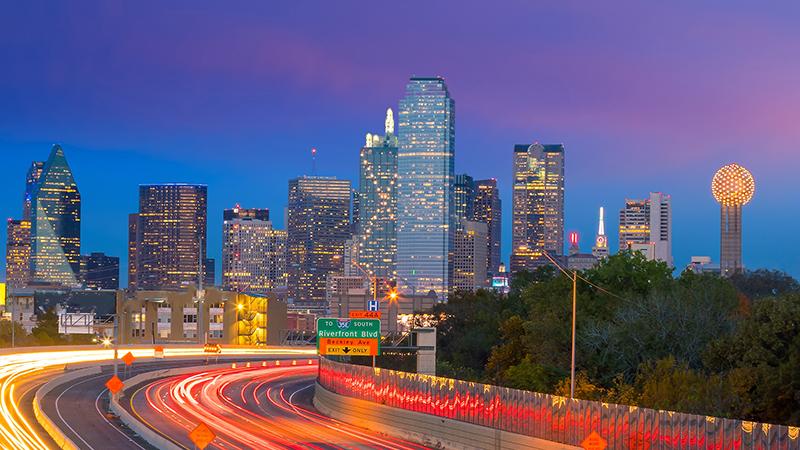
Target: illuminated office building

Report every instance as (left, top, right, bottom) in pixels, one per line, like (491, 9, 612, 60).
(472, 179, 502, 276)
(452, 219, 488, 291)
(357, 108, 398, 280)
(396, 76, 455, 301)
(287, 176, 351, 311)
(135, 184, 208, 290)
(511, 143, 564, 273)
(222, 205, 287, 294)
(23, 161, 44, 220)
(127, 213, 138, 290)
(6, 219, 31, 289)
(618, 192, 672, 266)
(29, 145, 82, 287)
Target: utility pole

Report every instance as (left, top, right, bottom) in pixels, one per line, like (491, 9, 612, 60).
(113, 313, 119, 379)
(570, 270, 577, 399)
(197, 235, 206, 345)
(10, 296, 15, 348)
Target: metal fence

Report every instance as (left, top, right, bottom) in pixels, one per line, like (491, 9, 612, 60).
(318, 358, 800, 449)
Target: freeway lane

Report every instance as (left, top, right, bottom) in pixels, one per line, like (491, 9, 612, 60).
(43, 358, 295, 450)
(130, 365, 431, 450)
(0, 346, 316, 450)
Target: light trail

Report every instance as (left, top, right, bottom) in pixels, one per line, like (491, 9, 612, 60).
(133, 364, 431, 450)
(0, 346, 315, 449)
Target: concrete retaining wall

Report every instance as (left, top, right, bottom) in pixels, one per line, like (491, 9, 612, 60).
(314, 382, 580, 450)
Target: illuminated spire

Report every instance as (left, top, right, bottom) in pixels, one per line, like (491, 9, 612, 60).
(598, 206, 605, 236)
(385, 108, 394, 135)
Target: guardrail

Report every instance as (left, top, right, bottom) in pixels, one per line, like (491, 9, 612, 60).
(318, 358, 800, 449)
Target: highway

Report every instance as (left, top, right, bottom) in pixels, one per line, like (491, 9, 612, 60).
(0, 347, 315, 450)
(128, 364, 431, 450)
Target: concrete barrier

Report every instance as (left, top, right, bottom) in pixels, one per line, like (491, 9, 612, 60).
(314, 382, 580, 450)
(34, 366, 101, 450)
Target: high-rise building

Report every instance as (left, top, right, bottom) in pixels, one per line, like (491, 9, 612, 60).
(510, 143, 565, 273)
(222, 205, 287, 294)
(357, 108, 398, 280)
(6, 219, 31, 289)
(472, 179, 502, 276)
(452, 219, 488, 291)
(23, 161, 44, 221)
(203, 258, 215, 287)
(618, 192, 672, 266)
(287, 176, 351, 311)
(396, 76, 455, 301)
(127, 213, 138, 290)
(711, 164, 755, 276)
(453, 173, 474, 226)
(592, 207, 609, 259)
(351, 190, 361, 235)
(81, 252, 120, 290)
(135, 184, 208, 290)
(29, 145, 81, 287)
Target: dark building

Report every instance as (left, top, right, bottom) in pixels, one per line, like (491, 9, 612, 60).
(222, 207, 269, 221)
(203, 258, 215, 287)
(287, 176, 351, 312)
(23, 161, 44, 221)
(81, 252, 120, 290)
(29, 145, 82, 287)
(453, 173, 475, 226)
(135, 184, 208, 291)
(127, 213, 138, 290)
(472, 179, 502, 276)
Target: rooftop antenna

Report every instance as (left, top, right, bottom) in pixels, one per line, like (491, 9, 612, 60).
(311, 147, 317, 176)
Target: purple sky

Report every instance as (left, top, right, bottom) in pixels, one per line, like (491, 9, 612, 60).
(1, 1, 799, 283)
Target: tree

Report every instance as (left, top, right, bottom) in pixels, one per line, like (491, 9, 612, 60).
(729, 269, 800, 300)
(0, 320, 30, 347)
(31, 307, 62, 345)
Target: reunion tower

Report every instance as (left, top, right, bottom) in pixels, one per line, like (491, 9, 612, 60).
(711, 163, 755, 276)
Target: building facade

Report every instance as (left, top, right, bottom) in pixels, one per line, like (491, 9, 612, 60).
(81, 252, 120, 290)
(618, 192, 672, 266)
(357, 108, 398, 281)
(511, 143, 565, 273)
(287, 176, 351, 311)
(472, 179, 502, 276)
(452, 219, 488, 291)
(6, 219, 31, 289)
(396, 76, 456, 301)
(221, 205, 287, 295)
(134, 184, 208, 290)
(453, 173, 474, 227)
(127, 213, 138, 290)
(23, 161, 44, 221)
(29, 145, 82, 287)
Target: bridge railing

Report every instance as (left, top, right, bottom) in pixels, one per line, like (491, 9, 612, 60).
(318, 357, 800, 449)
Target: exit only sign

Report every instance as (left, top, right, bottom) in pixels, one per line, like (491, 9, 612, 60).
(317, 318, 381, 356)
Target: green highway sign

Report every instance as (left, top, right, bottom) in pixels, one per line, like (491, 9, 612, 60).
(317, 318, 381, 356)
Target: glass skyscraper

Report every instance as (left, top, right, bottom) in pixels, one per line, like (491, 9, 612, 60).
(29, 145, 81, 287)
(357, 108, 398, 281)
(511, 143, 565, 274)
(134, 183, 208, 290)
(287, 176, 351, 311)
(453, 173, 474, 228)
(396, 76, 455, 300)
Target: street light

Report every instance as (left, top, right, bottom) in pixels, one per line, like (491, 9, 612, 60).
(541, 250, 578, 399)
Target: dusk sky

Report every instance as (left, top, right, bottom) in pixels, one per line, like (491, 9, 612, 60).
(2, 1, 799, 284)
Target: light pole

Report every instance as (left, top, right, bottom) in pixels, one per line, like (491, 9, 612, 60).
(236, 302, 244, 346)
(542, 250, 578, 399)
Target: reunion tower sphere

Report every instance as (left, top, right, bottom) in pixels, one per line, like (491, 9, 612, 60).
(711, 163, 755, 207)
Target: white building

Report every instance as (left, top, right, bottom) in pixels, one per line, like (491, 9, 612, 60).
(618, 192, 672, 266)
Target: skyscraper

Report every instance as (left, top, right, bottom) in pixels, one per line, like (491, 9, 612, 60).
(135, 184, 208, 290)
(222, 205, 287, 294)
(287, 176, 351, 311)
(23, 161, 44, 221)
(81, 252, 120, 290)
(712, 164, 755, 276)
(592, 207, 609, 259)
(511, 143, 565, 273)
(618, 192, 672, 266)
(6, 219, 31, 289)
(127, 213, 138, 290)
(472, 179, 502, 276)
(453, 173, 474, 226)
(452, 219, 488, 291)
(396, 76, 455, 300)
(29, 145, 81, 287)
(357, 108, 398, 280)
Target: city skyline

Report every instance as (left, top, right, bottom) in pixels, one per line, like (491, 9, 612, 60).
(1, 2, 798, 279)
